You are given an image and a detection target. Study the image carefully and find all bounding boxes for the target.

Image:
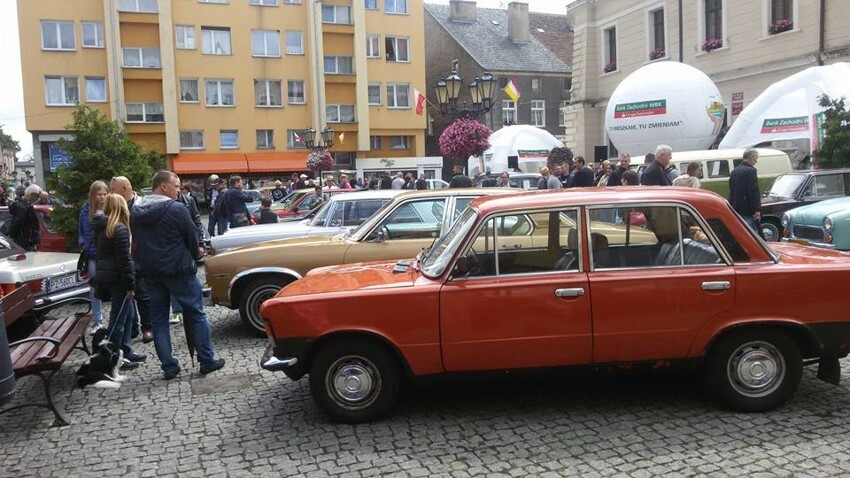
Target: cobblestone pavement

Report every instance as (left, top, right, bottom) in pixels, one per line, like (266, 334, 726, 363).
(3, 302, 850, 477)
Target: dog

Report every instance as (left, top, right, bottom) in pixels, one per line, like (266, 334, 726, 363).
(76, 327, 126, 389)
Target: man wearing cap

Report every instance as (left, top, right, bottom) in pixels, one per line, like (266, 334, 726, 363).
(271, 180, 285, 201)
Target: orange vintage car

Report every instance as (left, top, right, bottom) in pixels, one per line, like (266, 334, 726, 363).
(260, 187, 850, 423)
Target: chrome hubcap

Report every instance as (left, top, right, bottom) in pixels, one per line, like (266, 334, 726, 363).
(327, 356, 380, 410)
(249, 286, 281, 321)
(727, 341, 785, 398)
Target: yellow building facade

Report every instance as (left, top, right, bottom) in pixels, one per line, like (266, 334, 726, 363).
(18, 0, 427, 184)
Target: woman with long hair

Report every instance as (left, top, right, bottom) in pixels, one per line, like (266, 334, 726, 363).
(93, 194, 146, 369)
(78, 180, 108, 331)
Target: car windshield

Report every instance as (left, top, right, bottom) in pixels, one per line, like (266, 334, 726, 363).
(308, 200, 335, 227)
(421, 207, 478, 278)
(766, 174, 806, 198)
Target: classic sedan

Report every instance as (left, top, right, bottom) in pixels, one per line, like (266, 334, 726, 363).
(260, 187, 850, 423)
(205, 188, 515, 334)
(211, 190, 402, 254)
(759, 168, 850, 241)
(782, 195, 850, 251)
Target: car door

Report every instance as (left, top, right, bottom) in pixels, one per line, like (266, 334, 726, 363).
(346, 197, 447, 264)
(586, 204, 736, 363)
(440, 208, 592, 371)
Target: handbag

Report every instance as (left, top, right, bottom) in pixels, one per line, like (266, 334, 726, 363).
(231, 212, 250, 227)
(77, 249, 89, 277)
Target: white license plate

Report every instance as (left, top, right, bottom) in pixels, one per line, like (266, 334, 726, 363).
(47, 274, 79, 292)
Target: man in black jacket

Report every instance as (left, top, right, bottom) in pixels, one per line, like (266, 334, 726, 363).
(449, 165, 472, 188)
(6, 184, 41, 251)
(607, 153, 630, 187)
(132, 171, 224, 380)
(640, 145, 673, 186)
(729, 148, 761, 232)
(571, 157, 596, 188)
(221, 176, 254, 228)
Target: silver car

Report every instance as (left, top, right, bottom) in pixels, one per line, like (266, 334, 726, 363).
(210, 189, 403, 254)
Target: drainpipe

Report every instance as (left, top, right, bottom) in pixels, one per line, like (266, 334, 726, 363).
(678, 0, 684, 63)
(818, 0, 826, 65)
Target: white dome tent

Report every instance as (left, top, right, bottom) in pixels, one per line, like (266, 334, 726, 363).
(468, 125, 564, 177)
(719, 63, 850, 155)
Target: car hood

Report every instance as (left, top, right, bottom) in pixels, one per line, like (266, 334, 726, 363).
(212, 221, 315, 247)
(788, 197, 850, 224)
(278, 260, 419, 297)
(761, 196, 796, 210)
(221, 232, 348, 255)
(771, 242, 850, 264)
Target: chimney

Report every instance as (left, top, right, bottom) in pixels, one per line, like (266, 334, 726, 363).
(449, 0, 477, 23)
(507, 2, 530, 44)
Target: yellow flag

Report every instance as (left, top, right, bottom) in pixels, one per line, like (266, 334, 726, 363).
(503, 78, 521, 102)
(338, 132, 345, 144)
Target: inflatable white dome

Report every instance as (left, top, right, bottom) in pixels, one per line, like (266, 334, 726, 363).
(605, 61, 725, 156)
(468, 125, 564, 176)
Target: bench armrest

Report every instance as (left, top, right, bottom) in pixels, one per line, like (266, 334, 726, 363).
(9, 336, 62, 360)
(34, 297, 92, 317)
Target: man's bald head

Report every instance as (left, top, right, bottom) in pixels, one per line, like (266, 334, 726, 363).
(110, 176, 133, 201)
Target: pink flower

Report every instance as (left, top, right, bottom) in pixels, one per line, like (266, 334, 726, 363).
(439, 118, 492, 162)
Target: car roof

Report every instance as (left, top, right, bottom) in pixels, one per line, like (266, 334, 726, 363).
(394, 187, 516, 199)
(330, 189, 404, 201)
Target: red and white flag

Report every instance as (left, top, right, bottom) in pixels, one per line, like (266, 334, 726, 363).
(414, 88, 426, 116)
(293, 131, 302, 144)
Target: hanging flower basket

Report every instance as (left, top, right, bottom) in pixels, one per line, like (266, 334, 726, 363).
(649, 48, 666, 61)
(769, 18, 793, 34)
(306, 149, 334, 172)
(438, 118, 492, 164)
(702, 38, 723, 52)
(603, 61, 617, 73)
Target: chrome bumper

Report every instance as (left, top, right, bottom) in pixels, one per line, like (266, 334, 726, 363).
(33, 284, 90, 310)
(260, 344, 298, 372)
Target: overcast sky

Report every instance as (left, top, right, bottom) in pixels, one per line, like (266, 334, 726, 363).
(0, 0, 574, 159)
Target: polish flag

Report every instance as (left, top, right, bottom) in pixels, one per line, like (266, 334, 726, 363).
(414, 88, 426, 116)
(293, 131, 302, 144)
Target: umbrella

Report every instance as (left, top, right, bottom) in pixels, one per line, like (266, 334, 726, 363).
(180, 310, 195, 367)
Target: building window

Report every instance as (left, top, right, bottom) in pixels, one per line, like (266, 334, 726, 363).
(649, 9, 665, 58)
(45, 76, 78, 106)
(220, 130, 238, 149)
(180, 79, 199, 103)
(254, 79, 282, 107)
(285, 31, 303, 54)
(366, 35, 380, 58)
(365, 0, 378, 9)
(558, 100, 568, 127)
(502, 100, 516, 124)
(288, 80, 306, 104)
(180, 130, 205, 150)
(82, 22, 104, 48)
(41, 21, 76, 51)
(385, 0, 408, 14)
(122, 47, 161, 68)
(324, 56, 354, 74)
(283, 0, 300, 3)
(126, 103, 164, 123)
(387, 84, 410, 109)
(389, 136, 409, 150)
(531, 100, 545, 127)
(201, 27, 232, 55)
(602, 26, 617, 73)
(252, 30, 280, 57)
(704, 0, 723, 42)
(326, 104, 356, 123)
(368, 83, 382, 105)
(770, 0, 794, 33)
(199, 0, 229, 3)
(531, 78, 540, 91)
(205, 79, 235, 106)
(564, 77, 572, 91)
(370, 136, 382, 150)
(118, 0, 157, 13)
(287, 130, 306, 148)
(85, 77, 106, 103)
(257, 130, 274, 149)
(176, 25, 196, 50)
(385, 36, 409, 62)
(334, 152, 354, 166)
(251, 0, 279, 4)
(322, 5, 351, 24)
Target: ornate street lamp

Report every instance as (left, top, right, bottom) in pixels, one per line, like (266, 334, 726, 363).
(300, 126, 334, 151)
(434, 69, 497, 119)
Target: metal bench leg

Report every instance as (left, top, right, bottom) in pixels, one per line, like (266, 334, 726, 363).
(76, 334, 91, 356)
(0, 372, 70, 427)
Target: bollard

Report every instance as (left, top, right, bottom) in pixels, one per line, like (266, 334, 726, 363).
(0, 308, 15, 408)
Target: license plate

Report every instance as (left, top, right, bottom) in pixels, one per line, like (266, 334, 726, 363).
(788, 238, 810, 246)
(47, 273, 80, 292)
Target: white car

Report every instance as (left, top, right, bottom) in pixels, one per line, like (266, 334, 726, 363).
(209, 190, 403, 254)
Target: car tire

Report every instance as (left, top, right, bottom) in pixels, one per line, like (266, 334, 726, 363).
(760, 219, 781, 242)
(239, 277, 290, 337)
(705, 328, 801, 412)
(309, 338, 400, 424)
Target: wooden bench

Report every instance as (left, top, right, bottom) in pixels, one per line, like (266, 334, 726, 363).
(0, 286, 91, 427)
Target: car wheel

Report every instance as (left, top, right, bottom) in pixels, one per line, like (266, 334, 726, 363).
(239, 277, 290, 336)
(309, 338, 400, 424)
(760, 219, 781, 242)
(705, 328, 801, 412)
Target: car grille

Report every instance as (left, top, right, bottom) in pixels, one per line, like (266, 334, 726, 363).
(793, 225, 824, 242)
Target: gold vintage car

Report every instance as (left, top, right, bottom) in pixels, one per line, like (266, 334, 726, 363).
(205, 188, 517, 334)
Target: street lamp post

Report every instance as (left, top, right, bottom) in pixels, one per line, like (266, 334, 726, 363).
(301, 126, 335, 182)
(434, 70, 497, 119)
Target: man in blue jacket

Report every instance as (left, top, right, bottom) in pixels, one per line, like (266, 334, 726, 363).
(131, 170, 225, 380)
(221, 175, 254, 228)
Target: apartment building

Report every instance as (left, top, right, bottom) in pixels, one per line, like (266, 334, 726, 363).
(565, 0, 850, 161)
(18, 0, 427, 186)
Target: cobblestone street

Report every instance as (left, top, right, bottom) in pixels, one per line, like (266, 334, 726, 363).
(2, 303, 850, 477)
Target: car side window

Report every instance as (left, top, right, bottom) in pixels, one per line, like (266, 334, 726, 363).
(346, 200, 384, 226)
(706, 160, 730, 178)
(455, 209, 580, 278)
(452, 197, 474, 223)
(812, 174, 846, 198)
(369, 198, 445, 240)
(588, 205, 722, 270)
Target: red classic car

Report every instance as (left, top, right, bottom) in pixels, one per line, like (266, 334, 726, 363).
(260, 187, 850, 423)
(0, 205, 66, 252)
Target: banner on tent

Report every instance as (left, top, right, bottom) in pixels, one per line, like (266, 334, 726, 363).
(517, 150, 549, 161)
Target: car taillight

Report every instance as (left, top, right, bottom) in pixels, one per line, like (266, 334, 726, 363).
(0, 283, 16, 298)
(27, 279, 44, 293)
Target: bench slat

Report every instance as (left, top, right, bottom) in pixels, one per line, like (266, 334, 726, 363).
(11, 315, 91, 376)
(2, 286, 36, 327)
(11, 318, 71, 366)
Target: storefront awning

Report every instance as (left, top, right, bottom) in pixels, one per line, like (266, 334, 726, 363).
(172, 153, 248, 174)
(246, 152, 308, 173)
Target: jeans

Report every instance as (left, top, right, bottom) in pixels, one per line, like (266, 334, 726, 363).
(105, 283, 136, 355)
(87, 259, 103, 326)
(147, 274, 217, 373)
(134, 276, 152, 333)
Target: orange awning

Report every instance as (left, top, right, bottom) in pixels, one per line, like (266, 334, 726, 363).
(172, 153, 248, 174)
(246, 152, 308, 173)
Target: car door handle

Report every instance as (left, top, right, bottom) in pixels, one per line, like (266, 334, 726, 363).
(701, 281, 731, 291)
(555, 288, 585, 298)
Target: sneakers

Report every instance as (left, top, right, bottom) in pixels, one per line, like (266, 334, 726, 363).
(199, 358, 225, 375)
(88, 324, 105, 336)
(169, 313, 182, 325)
(125, 352, 147, 363)
(142, 331, 154, 344)
(120, 359, 140, 371)
(163, 367, 181, 380)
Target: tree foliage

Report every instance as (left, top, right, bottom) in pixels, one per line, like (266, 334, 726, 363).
(0, 125, 21, 159)
(814, 95, 850, 169)
(439, 118, 492, 164)
(547, 146, 574, 169)
(47, 106, 164, 246)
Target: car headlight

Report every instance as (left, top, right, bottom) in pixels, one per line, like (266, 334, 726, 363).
(824, 217, 833, 232)
(781, 214, 789, 227)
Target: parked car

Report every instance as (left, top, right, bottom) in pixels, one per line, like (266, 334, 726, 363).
(425, 179, 449, 190)
(473, 172, 543, 190)
(759, 168, 850, 241)
(0, 205, 66, 252)
(273, 188, 356, 221)
(259, 187, 850, 423)
(204, 188, 517, 334)
(211, 190, 403, 255)
(0, 232, 89, 312)
(782, 195, 850, 251)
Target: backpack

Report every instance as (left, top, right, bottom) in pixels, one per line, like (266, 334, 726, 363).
(212, 189, 228, 220)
